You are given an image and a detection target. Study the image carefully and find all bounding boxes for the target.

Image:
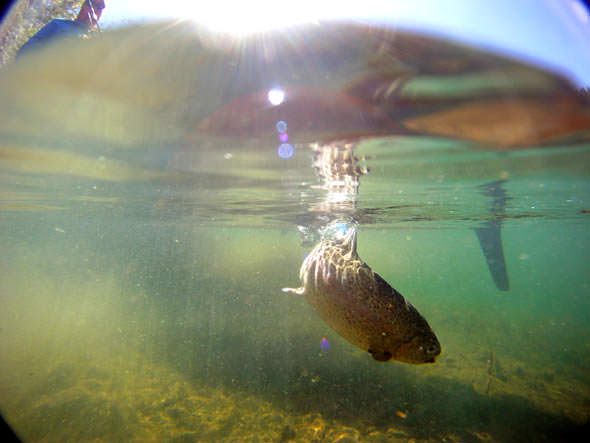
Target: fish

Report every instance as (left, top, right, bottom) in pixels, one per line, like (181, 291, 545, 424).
(283, 227, 441, 364)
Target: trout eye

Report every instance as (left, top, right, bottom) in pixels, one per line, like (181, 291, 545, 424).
(427, 345, 438, 354)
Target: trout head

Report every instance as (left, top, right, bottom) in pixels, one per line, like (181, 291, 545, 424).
(394, 332, 441, 364)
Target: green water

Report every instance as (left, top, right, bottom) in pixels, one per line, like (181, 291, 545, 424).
(1, 136, 589, 442)
(1, 21, 589, 442)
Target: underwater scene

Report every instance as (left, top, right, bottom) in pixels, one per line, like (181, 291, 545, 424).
(1, 5, 590, 442)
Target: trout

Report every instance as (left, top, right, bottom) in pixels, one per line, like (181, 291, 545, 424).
(283, 227, 441, 364)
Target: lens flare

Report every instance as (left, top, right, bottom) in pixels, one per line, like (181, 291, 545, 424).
(276, 120, 288, 133)
(267, 88, 285, 106)
(277, 143, 294, 159)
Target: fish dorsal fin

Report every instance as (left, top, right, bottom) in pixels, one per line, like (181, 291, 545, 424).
(342, 227, 358, 259)
(350, 228, 358, 255)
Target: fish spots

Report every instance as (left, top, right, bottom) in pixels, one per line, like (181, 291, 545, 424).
(285, 226, 440, 365)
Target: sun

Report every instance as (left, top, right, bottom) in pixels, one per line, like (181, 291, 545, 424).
(185, 0, 325, 34)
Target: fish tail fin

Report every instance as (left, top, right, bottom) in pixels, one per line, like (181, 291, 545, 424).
(282, 287, 305, 295)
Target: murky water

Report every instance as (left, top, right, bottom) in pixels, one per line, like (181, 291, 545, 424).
(0, 20, 589, 442)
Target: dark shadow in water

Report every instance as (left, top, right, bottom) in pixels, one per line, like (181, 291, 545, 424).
(475, 180, 511, 291)
(0, 413, 20, 443)
(163, 329, 587, 443)
(475, 219, 509, 291)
